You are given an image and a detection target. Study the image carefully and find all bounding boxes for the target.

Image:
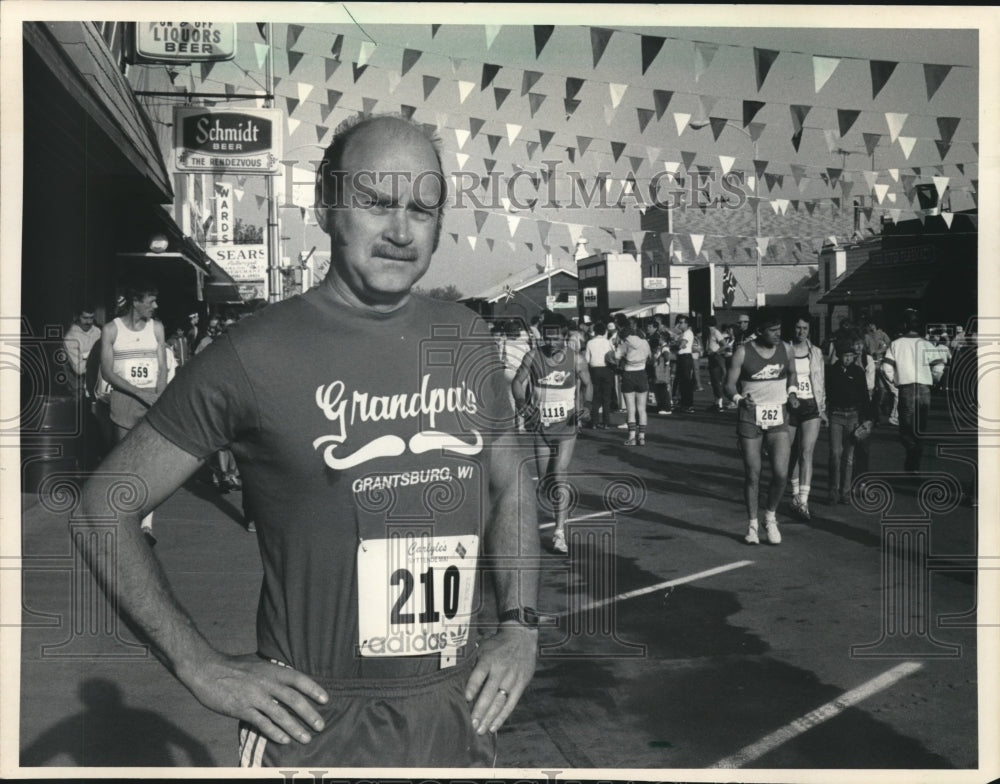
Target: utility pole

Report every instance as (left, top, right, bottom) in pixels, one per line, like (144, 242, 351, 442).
(264, 22, 282, 302)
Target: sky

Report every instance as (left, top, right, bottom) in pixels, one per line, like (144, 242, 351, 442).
(11, 4, 996, 296)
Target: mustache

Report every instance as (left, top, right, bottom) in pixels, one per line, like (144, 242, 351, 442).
(372, 243, 419, 261)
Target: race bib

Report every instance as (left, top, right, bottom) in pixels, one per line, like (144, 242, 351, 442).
(121, 358, 156, 388)
(357, 534, 478, 663)
(755, 404, 784, 428)
(540, 388, 575, 425)
(797, 377, 814, 398)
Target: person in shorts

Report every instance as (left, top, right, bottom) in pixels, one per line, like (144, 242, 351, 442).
(614, 322, 653, 445)
(512, 312, 592, 554)
(786, 315, 827, 521)
(724, 310, 800, 545)
(77, 114, 539, 768)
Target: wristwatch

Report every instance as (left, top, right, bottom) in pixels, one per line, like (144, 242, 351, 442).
(498, 606, 540, 629)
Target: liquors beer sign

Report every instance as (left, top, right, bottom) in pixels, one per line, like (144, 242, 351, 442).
(131, 22, 236, 63)
(174, 107, 282, 173)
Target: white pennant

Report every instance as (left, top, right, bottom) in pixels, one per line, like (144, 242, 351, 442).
(507, 215, 521, 237)
(770, 200, 782, 215)
(485, 25, 502, 48)
(885, 112, 908, 143)
(933, 176, 950, 198)
(386, 71, 402, 94)
(888, 168, 899, 182)
(663, 161, 681, 175)
(609, 83, 628, 109)
(941, 211, 954, 229)
(673, 112, 691, 136)
(862, 170, 878, 192)
(719, 155, 736, 176)
(358, 41, 376, 67)
(874, 183, 890, 204)
(756, 236, 770, 257)
(297, 82, 314, 103)
(467, 236, 478, 251)
(506, 123, 522, 145)
(288, 117, 300, 136)
(455, 152, 469, 169)
(454, 129, 470, 150)
(887, 192, 898, 204)
(813, 56, 840, 92)
(232, 187, 244, 202)
(458, 81, 475, 103)
(254, 42, 269, 70)
(567, 223, 584, 247)
(889, 208, 901, 222)
(898, 136, 917, 160)
(690, 234, 704, 256)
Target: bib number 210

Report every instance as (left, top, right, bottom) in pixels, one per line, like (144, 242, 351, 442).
(390, 565, 461, 625)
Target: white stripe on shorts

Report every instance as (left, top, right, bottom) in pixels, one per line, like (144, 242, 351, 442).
(239, 724, 267, 767)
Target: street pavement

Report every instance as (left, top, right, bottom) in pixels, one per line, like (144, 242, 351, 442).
(17, 387, 982, 773)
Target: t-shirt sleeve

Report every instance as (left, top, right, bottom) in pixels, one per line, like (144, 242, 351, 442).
(145, 334, 259, 458)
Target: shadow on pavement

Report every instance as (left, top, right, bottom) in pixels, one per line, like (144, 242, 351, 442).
(20, 678, 215, 766)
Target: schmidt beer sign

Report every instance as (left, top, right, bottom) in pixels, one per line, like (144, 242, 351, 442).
(174, 107, 282, 174)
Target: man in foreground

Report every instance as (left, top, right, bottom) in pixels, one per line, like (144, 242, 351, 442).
(77, 115, 538, 767)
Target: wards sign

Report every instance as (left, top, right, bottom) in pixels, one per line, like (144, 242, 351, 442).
(174, 108, 282, 173)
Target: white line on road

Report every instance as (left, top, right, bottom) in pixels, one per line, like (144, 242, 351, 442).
(710, 661, 924, 768)
(552, 560, 753, 618)
(539, 511, 614, 529)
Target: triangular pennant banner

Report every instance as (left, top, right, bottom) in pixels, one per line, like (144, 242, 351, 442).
(609, 83, 628, 109)
(324, 57, 341, 82)
(681, 150, 697, 171)
(937, 116, 960, 146)
(358, 41, 376, 67)
(482, 63, 501, 90)
(641, 35, 666, 75)
(924, 63, 953, 101)
(487, 134, 502, 154)
(330, 33, 343, 59)
(522, 70, 542, 96)
(506, 124, 522, 145)
(743, 100, 766, 127)
(402, 48, 422, 77)
(813, 56, 840, 92)
(790, 104, 811, 134)
(754, 48, 780, 91)
(494, 87, 511, 109)
(528, 93, 546, 117)
(352, 62, 368, 83)
(286, 96, 299, 117)
(935, 140, 952, 160)
(540, 129, 555, 151)
(386, 71, 402, 95)
(525, 141, 538, 160)
(296, 82, 314, 103)
(709, 117, 728, 141)
(537, 221, 551, 245)
(567, 147, 575, 164)
(790, 164, 807, 186)
(611, 141, 626, 162)
(693, 42, 719, 82)
(637, 108, 655, 134)
(422, 75, 440, 101)
(483, 158, 497, 176)
(862, 132, 882, 158)
(699, 95, 717, 120)
(933, 176, 950, 198)
(873, 183, 890, 204)
(690, 234, 704, 256)
(941, 212, 954, 229)
(756, 236, 771, 257)
(458, 81, 475, 103)
(718, 155, 735, 176)
(469, 117, 485, 138)
(400, 105, 416, 120)
(255, 42, 269, 70)
(287, 117, 300, 136)
(564, 98, 581, 117)
(534, 25, 555, 58)
(591, 27, 614, 67)
(888, 168, 899, 182)
(823, 129, 839, 153)
(468, 236, 477, 252)
(566, 77, 585, 100)
(826, 168, 842, 186)
(754, 160, 768, 180)
(507, 215, 521, 237)
(474, 210, 488, 233)
(431, 24, 441, 38)
(862, 170, 878, 192)
(653, 90, 673, 120)
(837, 109, 861, 138)
(746, 122, 766, 144)
(485, 26, 502, 49)
(898, 136, 917, 160)
(628, 155, 644, 174)
(885, 112, 907, 143)
(287, 50, 305, 74)
(870, 60, 898, 99)
(673, 113, 692, 136)
(454, 128, 470, 150)
(362, 97, 378, 115)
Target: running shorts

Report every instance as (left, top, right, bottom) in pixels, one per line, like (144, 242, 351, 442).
(736, 401, 789, 439)
(787, 397, 820, 426)
(237, 652, 497, 768)
(620, 370, 649, 394)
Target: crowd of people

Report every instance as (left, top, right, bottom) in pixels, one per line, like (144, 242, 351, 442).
(490, 306, 968, 549)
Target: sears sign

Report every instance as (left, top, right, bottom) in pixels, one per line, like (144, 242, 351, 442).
(174, 107, 282, 173)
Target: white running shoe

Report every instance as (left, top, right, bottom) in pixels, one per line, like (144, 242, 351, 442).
(552, 530, 568, 554)
(744, 525, 760, 545)
(765, 521, 782, 545)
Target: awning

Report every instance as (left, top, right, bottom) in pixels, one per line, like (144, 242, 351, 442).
(819, 246, 937, 304)
(612, 302, 671, 319)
